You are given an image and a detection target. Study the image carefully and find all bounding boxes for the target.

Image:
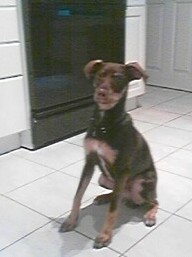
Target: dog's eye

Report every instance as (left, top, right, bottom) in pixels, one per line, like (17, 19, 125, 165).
(112, 73, 126, 92)
(112, 73, 124, 80)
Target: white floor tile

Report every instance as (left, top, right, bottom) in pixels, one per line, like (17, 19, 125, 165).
(60, 160, 83, 179)
(138, 87, 186, 108)
(144, 126, 192, 147)
(1, 87, 192, 256)
(6, 172, 104, 218)
(0, 154, 54, 194)
(132, 120, 159, 133)
(157, 170, 192, 213)
(177, 200, 192, 221)
(73, 170, 192, 245)
(145, 85, 158, 93)
(0, 196, 48, 250)
(156, 149, 192, 179)
(65, 133, 85, 147)
(183, 143, 192, 151)
(0, 222, 119, 257)
(131, 108, 180, 125)
(13, 142, 84, 170)
(125, 215, 192, 257)
(165, 115, 192, 131)
(148, 141, 177, 162)
(60, 160, 101, 185)
(73, 202, 169, 253)
(153, 93, 192, 114)
(110, 210, 169, 253)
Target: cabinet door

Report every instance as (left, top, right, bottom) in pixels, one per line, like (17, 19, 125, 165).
(0, 43, 22, 79)
(0, 7, 19, 42)
(146, 0, 192, 91)
(125, 6, 146, 98)
(0, 0, 16, 6)
(0, 77, 27, 138)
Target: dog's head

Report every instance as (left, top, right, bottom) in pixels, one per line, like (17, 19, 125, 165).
(84, 60, 148, 110)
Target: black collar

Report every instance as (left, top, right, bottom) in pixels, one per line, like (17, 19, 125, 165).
(88, 97, 132, 139)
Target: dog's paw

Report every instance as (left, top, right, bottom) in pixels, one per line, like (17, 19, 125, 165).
(144, 213, 156, 227)
(93, 233, 112, 249)
(59, 219, 77, 233)
(143, 206, 158, 227)
(93, 193, 113, 205)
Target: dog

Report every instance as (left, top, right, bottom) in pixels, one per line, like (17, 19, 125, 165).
(59, 60, 158, 249)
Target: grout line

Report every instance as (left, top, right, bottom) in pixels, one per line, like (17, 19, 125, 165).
(122, 202, 192, 255)
(181, 141, 192, 150)
(138, 87, 192, 115)
(2, 170, 59, 195)
(57, 158, 83, 171)
(181, 147, 192, 152)
(142, 125, 192, 149)
(0, 86, 192, 254)
(11, 152, 60, 170)
(1, 194, 52, 220)
(146, 84, 192, 93)
(173, 198, 192, 215)
(122, 211, 174, 255)
(159, 206, 192, 223)
(62, 139, 84, 148)
(0, 220, 53, 252)
(156, 168, 192, 182)
(12, 151, 84, 171)
(174, 213, 192, 223)
(154, 147, 180, 163)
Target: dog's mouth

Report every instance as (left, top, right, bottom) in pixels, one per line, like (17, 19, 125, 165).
(95, 92, 109, 104)
(94, 90, 123, 110)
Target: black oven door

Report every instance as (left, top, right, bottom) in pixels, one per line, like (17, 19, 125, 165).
(23, 0, 125, 148)
(26, 0, 125, 111)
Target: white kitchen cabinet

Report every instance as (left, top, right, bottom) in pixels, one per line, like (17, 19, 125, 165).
(0, 7, 19, 42)
(0, 77, 27, 138)
(127, 0, 146, 6)
(125, 4, 146, 99)
(0, 0, 16, 6)
(0, 43, 22, 79)
(0, 1, 28, 154)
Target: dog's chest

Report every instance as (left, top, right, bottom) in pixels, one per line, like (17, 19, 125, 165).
(84, 138, 118, 165)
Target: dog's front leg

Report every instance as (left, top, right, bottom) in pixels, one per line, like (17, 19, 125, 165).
(94, 175, 126, 249)
(59, 156, 94, 232)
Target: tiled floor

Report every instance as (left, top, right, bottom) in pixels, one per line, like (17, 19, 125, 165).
(1, 86, 192, 257)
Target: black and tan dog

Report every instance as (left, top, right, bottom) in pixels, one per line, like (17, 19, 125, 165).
(59, 60, 158, 249)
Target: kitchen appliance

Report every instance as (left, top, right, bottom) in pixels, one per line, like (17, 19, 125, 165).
(22, 0, 126, 149)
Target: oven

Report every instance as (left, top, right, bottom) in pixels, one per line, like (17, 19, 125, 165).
(22, 0, 126, 149)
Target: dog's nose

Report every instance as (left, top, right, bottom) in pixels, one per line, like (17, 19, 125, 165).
(98, 83, 108, 92)
(99, 81, 109, 89)
(98, 87, 108, 97)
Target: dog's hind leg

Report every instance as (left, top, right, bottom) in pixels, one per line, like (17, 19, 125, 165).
(128, 171, 158, 227)
(93, 192, 113, 205)
(141, 171, 158, 227)
(59, 154, 95, 232)
(144, 200, 159, 227)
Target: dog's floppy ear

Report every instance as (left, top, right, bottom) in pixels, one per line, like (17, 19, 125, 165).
(125, 62, 148, 83)
(84, 60, 104, 79)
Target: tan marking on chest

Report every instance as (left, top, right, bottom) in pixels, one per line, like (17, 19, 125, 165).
(84, 138, 118, 164)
